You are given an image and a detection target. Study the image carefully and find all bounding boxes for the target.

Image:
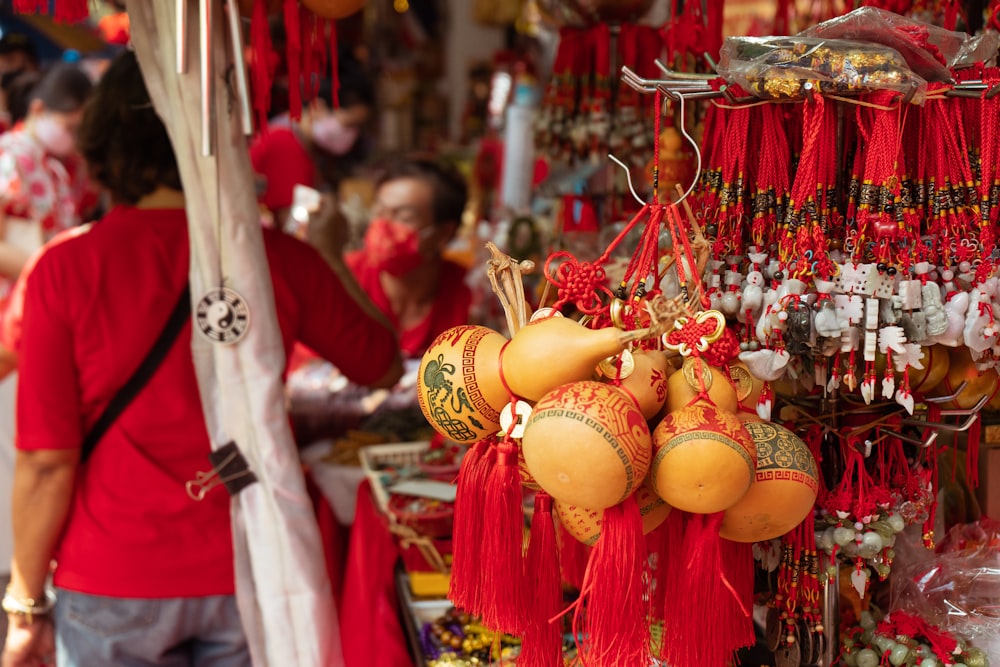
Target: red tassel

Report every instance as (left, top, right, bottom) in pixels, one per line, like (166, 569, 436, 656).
(660, 512, 754, 667)
(448, 438, 494, 614)
(328, 19, 340, 108)
(53, 0, 88, 22)
(575, 495, 650, 667)
(283, 0, 302, 120)
(556, 518, 589, 590)
(300, 8, 317, 105)
(718, 538, 756, 654)
(518, 492, 563, 667)
(966, 413, 981, 489)
(13, 0, 47, 15)
(478, 436, 527, 635)
(645, 508, 681, 627)
(249, 0, 274, 134)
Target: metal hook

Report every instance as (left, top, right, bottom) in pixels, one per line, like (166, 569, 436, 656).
(657, 88, 703, 205)
(653, 59, 716, 81)
(903, 410, 981, 433)
(607, 153, 645, 206)
(923, 381, 968, 403)
(883, 428, 939, 449)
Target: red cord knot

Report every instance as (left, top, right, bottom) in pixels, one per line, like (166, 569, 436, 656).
(544, 251, 612, 315)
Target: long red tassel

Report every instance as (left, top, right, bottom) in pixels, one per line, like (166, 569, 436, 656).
(283, 0, 303, 120)
(661, 511, 752, 667)
(719, 538, 756, 655)
(556, 518, 590, 590)
(328, 19, 340, 108)
(300, 8, 318, 104)
(646, 508, 681, 628)
(12, 0, 46, 15)
(966, 412, 981, 489)
(478, 436, 527, 635)
(53, 0, 88, 22)
(575, 495, 650, 667)
(448, 438, 494, 614)
(249, 0, 274, 134)
(519, 492, 563, 667)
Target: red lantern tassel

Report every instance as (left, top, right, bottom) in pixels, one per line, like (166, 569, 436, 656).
(478, 436, 527, 635)
(718, 538, 756, 654)
(448, 438, 494, 615)
(575, 495, 650, 667)
(283, 0, 302, 120)
(556, 517, 589, 590)
(300, 8, 317, 104)
(660, 512, 753, 667)
(519, 492, 563, 667)
(249, 0, 274, 134)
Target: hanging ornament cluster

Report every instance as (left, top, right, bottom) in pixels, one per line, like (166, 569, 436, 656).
(417, 151, 820, 664)
(535, 23, 663, 168)
(840, 609, 989, 667)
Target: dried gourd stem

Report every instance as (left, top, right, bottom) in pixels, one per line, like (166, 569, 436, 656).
(486, 242, 534, 337)
(538, 277, 552, 311)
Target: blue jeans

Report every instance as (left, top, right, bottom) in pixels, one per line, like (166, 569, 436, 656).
(54, 589, 250, 667)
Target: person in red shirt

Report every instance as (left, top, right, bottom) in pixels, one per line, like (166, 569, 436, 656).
(250, 64, 374, 228)
(2, 51, 401, 667)
(343, 157, 472, 359)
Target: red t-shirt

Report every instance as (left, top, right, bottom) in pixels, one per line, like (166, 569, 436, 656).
(249, 127, 315, 213)
(346, 251, 472, 358)
(15, 206, 398, 598)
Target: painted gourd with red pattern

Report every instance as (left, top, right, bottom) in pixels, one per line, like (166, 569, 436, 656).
(555, 476, 670, 545)
(651, 403, 756, 514)
(521, 381, 652, 510)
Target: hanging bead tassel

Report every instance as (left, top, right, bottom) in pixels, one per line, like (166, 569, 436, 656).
(283, 0, 302, 120)
(248, 0, 274, 134)
(518, 492, 563, 667)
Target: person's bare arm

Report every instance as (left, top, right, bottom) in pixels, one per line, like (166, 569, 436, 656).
(3, 448, 78, 666)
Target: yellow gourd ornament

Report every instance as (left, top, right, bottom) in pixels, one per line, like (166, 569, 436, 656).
(521, 381, 652, 510)
(720, 419, 819, 542)
(417, 325, 508, 443)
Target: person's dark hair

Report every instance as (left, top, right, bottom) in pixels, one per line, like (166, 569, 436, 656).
(375, 157, 468, 226)
(317, 57, 375, 111)
(3, 69, 41, 124)
(76, 51, 182, 205)
(0, 33, 38, 65)
(28, 61, 92, 113)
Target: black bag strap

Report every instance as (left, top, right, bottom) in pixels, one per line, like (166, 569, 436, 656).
(80, 284, 192, 463)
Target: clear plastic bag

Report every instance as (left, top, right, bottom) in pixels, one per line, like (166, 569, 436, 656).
(890, 519, 1000, 658)
(798, 7, 967, 82)
(718, 36, 926, 100)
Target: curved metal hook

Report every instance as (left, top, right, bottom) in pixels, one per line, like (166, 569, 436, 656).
(659, 88, 703, 205)
(607, 153, 645, 206)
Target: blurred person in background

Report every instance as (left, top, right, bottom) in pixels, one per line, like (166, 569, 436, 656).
(251, 56, 375, 228)
(312, 156, 472, 359)
(0, 61, 94, 290)
(1, 50, 400, 667)
(0, 33, 39, 133)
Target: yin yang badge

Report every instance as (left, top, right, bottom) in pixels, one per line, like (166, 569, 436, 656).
(195, 287, 250, 345)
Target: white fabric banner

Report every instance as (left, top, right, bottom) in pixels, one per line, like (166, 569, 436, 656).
(129, 3, 342, 665)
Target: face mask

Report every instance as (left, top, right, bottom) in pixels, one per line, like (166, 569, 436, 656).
(363, 218, 429, 276)
(33, 114, 76, 157)
(310, 114, 360, 156)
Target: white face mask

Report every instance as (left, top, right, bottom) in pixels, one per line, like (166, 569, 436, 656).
(33, 114, 76, 157)
(310, 114, 360, 156)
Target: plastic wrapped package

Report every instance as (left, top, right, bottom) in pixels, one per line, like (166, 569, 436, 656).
(951, 31, 1000, 70)
(799, 7, 970, 82)
(890, 520, 1000, 658)
(718, 36, 926, 100)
